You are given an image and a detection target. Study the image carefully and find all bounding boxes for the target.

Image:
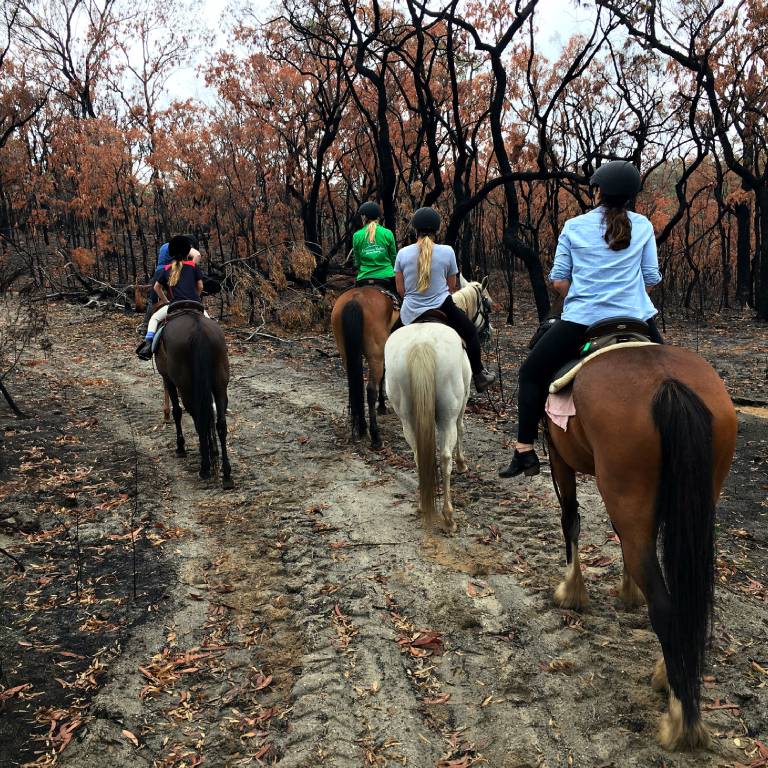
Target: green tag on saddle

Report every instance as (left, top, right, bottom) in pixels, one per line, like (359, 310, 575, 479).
(581, 341, 592, 355)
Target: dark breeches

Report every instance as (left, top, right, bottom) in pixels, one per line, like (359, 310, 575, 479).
(516, 316, 665, 444)
(439, 296, 483, 374)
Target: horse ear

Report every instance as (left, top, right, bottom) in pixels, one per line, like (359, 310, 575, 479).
(481, 276, 489, 290)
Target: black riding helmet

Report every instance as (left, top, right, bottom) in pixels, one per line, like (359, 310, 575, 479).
(590, 160, 641, 199)
(180, 232, 199, 249)
(358, 201, 381, 220)
(168, 234, 192, 260)
(411, 207, 441, 233)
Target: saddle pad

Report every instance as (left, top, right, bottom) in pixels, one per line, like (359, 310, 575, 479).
(549, 340, 656, 394)
(546, 390, 576, 431)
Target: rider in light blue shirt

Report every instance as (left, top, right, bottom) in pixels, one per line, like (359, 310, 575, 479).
(550, 207, 661, 325)
(499, 160, 664, 480)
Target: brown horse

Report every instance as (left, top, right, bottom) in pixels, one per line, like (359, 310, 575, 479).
(331, 287, 397, 449)
(154, 307, 233, 488)
(544, 344, 737, 750)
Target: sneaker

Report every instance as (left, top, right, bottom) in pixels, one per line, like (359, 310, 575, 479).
(473, 368, 496, 392)
(136, 339, 153, 360)
(498, 449, 540, 478)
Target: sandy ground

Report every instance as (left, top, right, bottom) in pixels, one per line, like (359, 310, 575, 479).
(1, 301, 766, 768)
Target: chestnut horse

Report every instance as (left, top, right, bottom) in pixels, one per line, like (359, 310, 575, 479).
(154, 307, 233, 488)
(545, 344, 737, 749)
(331, 287, 397, 449)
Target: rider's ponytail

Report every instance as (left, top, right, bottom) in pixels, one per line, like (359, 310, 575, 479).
(169, 258, 184, 287)
(602, 194, 632, 251)
(416, 235, 434, 293)
(365, 220, 377, 244)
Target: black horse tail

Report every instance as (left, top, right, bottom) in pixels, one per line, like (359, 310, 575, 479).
(341, 300, 366, 439)
(191, 325, 218, 477)
(652, 378, 714, 730)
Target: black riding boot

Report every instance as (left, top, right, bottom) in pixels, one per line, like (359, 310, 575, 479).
(136, 338, 154, 360)
(498, 449, 540, 478)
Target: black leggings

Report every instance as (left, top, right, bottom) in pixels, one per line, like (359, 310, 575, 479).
(517, 317, 664, 444)
(392, 295, 484, 375)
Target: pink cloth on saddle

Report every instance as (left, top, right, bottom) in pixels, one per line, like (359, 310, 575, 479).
(546, 389, 576, 431)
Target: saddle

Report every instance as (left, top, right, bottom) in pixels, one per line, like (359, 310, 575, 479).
(151, 301, 206, 354)
(412, 309, 448, 325)
(548, 316, 656, 394)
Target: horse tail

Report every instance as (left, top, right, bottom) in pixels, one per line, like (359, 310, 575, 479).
(407, 342, 437, 527)
(341, 300, 366, 439)
(652, 378, 714, 730)
(191, 324, 218, 476)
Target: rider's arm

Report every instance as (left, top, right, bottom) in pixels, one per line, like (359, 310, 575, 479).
(395, 271, 405, 297)
(387, 231, 397, 266)
(196, 279, 204, 298)
(641, 224, 662, 290)
(154, 281, 167, 303)
(447, 274, 458, 293)
(447, 246, 459, 293)
(549, 222, 572, 297)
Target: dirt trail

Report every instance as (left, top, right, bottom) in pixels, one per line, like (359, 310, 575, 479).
(3, 303, 767, 768)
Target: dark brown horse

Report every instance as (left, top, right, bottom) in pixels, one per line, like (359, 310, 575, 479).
(544, 344, 737, 750)
(154, 308, 233, 488)
(331, 287, 397, 449)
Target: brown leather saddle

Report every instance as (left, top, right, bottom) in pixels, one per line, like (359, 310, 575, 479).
(412, 309, 448, 325)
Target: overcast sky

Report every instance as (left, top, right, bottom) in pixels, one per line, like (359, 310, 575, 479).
(164, 0, 597, 104)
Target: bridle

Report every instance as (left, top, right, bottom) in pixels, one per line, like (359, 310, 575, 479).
(468, 283, 492, 343)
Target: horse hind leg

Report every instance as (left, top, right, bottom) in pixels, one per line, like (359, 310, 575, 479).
(439, 421, 458, 534)
(166, 379, 185, 457)
(618, 563, 645, 608)
(366, 353, 385, 450)
(214, 389, 233, 489)
(163, 382, 171, 424)
(377, 369, 387, 414)
(454, 406, 468, 474)
(550, 449, 587, 610)
(621, 540, 709, 750)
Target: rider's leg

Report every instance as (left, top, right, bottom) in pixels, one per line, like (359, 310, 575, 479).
(499, 320, 586, 478)
(139, 289, 157, 336)
(146, 304, 169, 339)
(137, 305, 169, 359)
(439, 296, 495, 391)
(647, 317, 665, 344)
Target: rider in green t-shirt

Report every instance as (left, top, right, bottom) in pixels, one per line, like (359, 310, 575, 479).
(352, 202, 397, 293)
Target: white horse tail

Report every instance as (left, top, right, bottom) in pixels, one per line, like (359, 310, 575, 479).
(407, 342, 437, 527)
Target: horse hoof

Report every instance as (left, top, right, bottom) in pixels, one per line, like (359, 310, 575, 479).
(222, 477, 234, 490)
(377, 405, 387, 415)
(199, 471, 211, 481)
(176, 448, 186, 457)
(371, 438, 383, 450)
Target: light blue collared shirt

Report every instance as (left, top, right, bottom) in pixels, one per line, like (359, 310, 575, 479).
(549, 207, 661, 326)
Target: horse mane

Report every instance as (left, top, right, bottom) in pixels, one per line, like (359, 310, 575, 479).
(452, 281, 478, 316)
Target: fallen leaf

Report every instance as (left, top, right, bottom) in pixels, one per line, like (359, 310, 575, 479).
(122, 729, 140, 747)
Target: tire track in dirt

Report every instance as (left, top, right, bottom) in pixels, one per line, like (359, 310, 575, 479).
(36, 304, 766, 768)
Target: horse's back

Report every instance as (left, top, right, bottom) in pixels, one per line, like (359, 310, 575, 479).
(161, 314, 229, 388)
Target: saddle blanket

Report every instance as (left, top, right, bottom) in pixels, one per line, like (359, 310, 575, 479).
(546, 390, 576, 431)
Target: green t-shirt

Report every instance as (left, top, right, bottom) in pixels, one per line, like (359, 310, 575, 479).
(352, 225, 397, 280)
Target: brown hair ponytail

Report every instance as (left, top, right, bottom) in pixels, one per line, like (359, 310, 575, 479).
(601, 195, 632, 250)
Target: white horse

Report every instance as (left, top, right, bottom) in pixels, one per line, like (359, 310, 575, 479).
(384, 278, 492, 532)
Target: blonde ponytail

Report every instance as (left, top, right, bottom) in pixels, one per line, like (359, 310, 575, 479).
(365, 220, 378, 243)
(416, 235, 433, 293)
(169, 259, 184, 287)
